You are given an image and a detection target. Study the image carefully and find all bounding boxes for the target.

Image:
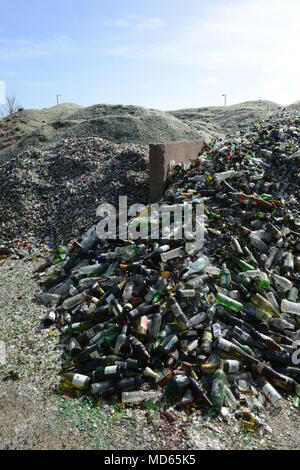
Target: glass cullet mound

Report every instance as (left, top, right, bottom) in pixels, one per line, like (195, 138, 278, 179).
(38, 110, 300, 423)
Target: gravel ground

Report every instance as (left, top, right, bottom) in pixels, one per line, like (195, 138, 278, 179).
(0, 257, 299, 450)
(169, 100, 284, 136)
(0, 137, 149, 245)
(1, 102, 300, 451)
(0, 104, 205, 163)
(4, 99, 300, 163)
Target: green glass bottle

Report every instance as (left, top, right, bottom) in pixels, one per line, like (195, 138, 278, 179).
(93, 365, 124, 381)
(129, 336, 151, 362)
(261, 193, 273, 201)
(251, 293, 280, 318)
(229, 253, 255, 272)
(152, 280, 167, 304)
(283, 253, 294, 273)
(77, 322, 111, 346)
(62, 321, 94, 334)
(152, 328, 169, 351)
(288, 287, 298, 303)
(258, 271, 270, 289)
(114, 324, 128, 354)
(88, 324, 119, 345)
(54, 245, 67, 264)
(199, 319, 213, 355)
(220, 263, 231, 289)
(216, 293, 244, 313)
(61, 372, 90, 390)
(164, 375, 190, 400)
(216, 337, 258, 364)
(210, 360, 226, 409)
(232, 338, 256, 358)
(243, 246, 258, 268)
(71, 342, 103, 364)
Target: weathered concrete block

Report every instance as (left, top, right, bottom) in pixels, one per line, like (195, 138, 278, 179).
(149, 139, 207, 202)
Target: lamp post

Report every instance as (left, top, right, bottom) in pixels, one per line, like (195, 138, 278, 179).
(222, 94, 227, 106)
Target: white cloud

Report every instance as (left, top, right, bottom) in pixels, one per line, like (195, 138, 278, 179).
(105, 15, 165, 32)
(0, 36, 76, 60)
(108, 0, 300, 79)
(0, 80, 5, 104)
(106, 0, 300, 104)
(197, 78, 216, 85)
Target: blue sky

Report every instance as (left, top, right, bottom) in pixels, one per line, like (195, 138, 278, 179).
(0, 0, 300, 110)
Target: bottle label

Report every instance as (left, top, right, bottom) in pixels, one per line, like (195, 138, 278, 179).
(202, 330, 212, 342)
(90, 350, 101, 359)
(171, 304, 183, 317)
(72, 374, 87, 387)
(115, 361, 127, 368)
(227, 360, 240, 372)
(220, 274, 228, 286)
(113, 307, 121, 317)
(211, 378, 223, 398)
(161, 271, 171, 280)
(47, 311, 56, 321)
(140, 316, 148, 328)
(129, 307, 139, 318)
(165, 336, 178, 351)
(86, 330, 94, 340)
(176, 375, 189, 385)
(212, 323, 221, 337)
(238, 330, 250, 342)
(262, 382, 279, 401)
(106, 293, 115, 303)
(188, 313, 206, 326)
(105, 366, 118, 375)
(257, 363, 264, 374)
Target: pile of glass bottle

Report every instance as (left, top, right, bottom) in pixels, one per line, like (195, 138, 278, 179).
(37, 110, 300, 422)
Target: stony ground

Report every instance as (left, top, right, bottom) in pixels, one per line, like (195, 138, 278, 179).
(2, 99, 300, 164)
(0, 103, 205, 163)
(0, 138, 149, 245)
(0, 257, 299, 450)
(169, 100, 284, 136)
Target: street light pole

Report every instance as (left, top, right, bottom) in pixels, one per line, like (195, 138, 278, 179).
(222, 93, 227, 106)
